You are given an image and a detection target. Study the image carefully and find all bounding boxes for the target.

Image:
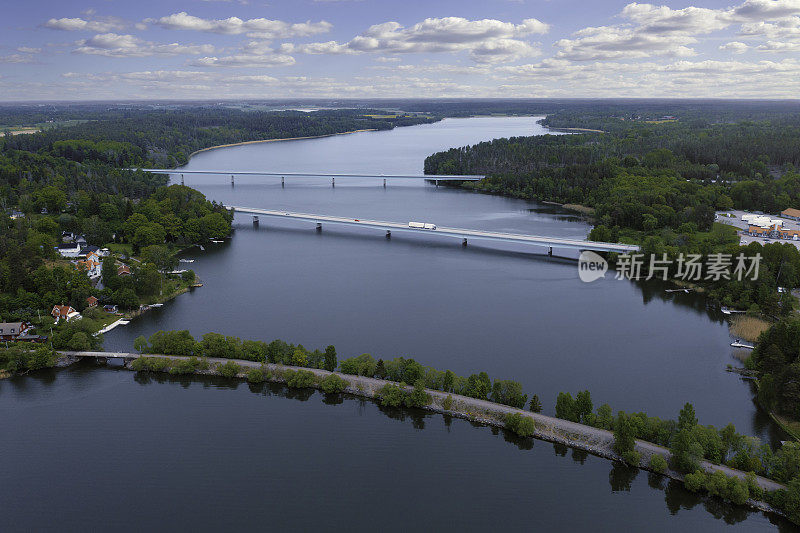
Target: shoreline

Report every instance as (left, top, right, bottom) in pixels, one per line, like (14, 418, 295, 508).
(57, 350, 787, 520)
(187, 129, 378, 158)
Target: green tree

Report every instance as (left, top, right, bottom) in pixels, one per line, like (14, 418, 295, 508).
(613, 411, 636, 456)
(113, 287, 139, 310)
(678, 403, 698, 431)
(68, 331, 91, 351)
(141, 245, 177, 273)
(291, 347, 308, 367)
(323, 345, 337, 372)
(529, 394, 542, 413)
(575, 390, 593, 423)
(133, 335, 149, 353)
(406, 380, 430, 408)
(555, 392, 578, 422)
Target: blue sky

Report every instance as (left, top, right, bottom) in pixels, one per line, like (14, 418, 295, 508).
(2, 0, 800, 100)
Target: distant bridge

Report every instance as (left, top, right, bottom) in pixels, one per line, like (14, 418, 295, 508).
(131, 169, 484, 187)
(227, 206, 641, 255)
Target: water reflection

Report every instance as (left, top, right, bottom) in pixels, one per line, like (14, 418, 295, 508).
(118, 370, 790, 529)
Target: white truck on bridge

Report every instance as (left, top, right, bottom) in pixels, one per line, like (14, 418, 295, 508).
(409, 221, 437, 230)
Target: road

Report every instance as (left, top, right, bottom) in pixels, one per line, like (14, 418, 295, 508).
(228, 206, 641, 254)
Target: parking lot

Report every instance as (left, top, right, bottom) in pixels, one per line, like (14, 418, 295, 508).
(715, 210, 800, 250)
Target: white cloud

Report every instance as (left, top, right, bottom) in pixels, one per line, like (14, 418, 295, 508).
(145, 12, 331, 39)
(719, 41, 749, 53)
(282, 17, 548, 63)
(755, 40, 800, 51)
(0, 54, 36, 64)
(556, 0, 800, 61)
(73, 33, 215, 57)
(189, 54, 296, 67)
(16, 47, 42, 54)
(555, 26, 697, 61)
(43, 17, 125, 32)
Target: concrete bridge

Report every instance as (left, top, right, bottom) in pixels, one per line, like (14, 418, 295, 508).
(132, 168, 484, 187)
(228, 205, 641, 255)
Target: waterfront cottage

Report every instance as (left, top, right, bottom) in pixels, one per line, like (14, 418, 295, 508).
(0, 322, 29, 341)
(86, 296, 98, 308)
(51, 304, 81, 323)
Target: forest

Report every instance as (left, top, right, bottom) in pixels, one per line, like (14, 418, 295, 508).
(2, 107, 436, 167)
(1, 107, 431, 334)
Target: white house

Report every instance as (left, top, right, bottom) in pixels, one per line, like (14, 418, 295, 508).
(56, 242, 81, 258)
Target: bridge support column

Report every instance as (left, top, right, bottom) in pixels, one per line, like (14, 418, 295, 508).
(435, 180, 439, 187)
(462, 238, 468, 247)
(548, 247, 553, 256)
(332, 177, 335, 187)
(181, 174, 184, 186)
(252, 215, 259, 226)
(231, 174, 235, 186)
(316, 222, 322, 232)
(386, 230, 391, 239)
(281, 176, 285, 187)
(383, 178, 386, 188)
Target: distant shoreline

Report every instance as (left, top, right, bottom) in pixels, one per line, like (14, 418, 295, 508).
(188, 129, 378, 158)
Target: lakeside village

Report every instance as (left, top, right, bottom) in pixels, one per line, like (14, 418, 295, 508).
(1, 227, 198, 346)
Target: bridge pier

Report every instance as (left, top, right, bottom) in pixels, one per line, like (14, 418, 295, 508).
(281, 176, 285, 187)
(383, 178, 386, 188)
(316, 222, 322, 232)
(435, 180, 439, 187)
(181, 174, 184, 186)
(462, 238, 468, 247)
(386, 230, 391, 239)
(332, 177, 335, 188)
(252, 215, 259, 226)
(231, 174, 235, 186)
(548, 247, 553, 256)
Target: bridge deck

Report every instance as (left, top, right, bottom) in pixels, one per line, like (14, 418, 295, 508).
(228, 206, 640, 253)
(133, 169, 483, 180)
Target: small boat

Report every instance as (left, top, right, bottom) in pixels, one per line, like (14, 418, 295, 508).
(730, 341, 755, 349)
(150, 303, 163, 308)
(179, 259, 195, 263)
(199, 245, 205, 251)
(721, 307, 745, 315)
(665, 288, 691, 293)
(211, 239, 224, 244)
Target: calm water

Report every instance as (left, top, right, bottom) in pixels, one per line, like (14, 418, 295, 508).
(0, 364, 792, 531)
(2, 117, 791, 530)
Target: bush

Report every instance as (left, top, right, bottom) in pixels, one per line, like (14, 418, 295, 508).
(505, 413, 536, 437)
(285, 369, 316, 388)
(649, 454, 667, 474)
(406, 380, 430, 408)
(622, 450, 641, 466)
(379, 383, 407, 407)
(684, 470, 707, 492)
(131, 356, 171, 372)
(169, 357, 200, 375)
(443, 394, 454, 411)
(247, 367, 268, 383)
(320, 373, 348, 393)
(218, 361, 241, 378)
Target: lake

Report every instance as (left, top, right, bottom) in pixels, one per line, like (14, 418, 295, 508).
(1, 117, 791, 531)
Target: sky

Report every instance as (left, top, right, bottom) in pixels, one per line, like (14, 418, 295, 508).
(2, 0, 800, 100)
